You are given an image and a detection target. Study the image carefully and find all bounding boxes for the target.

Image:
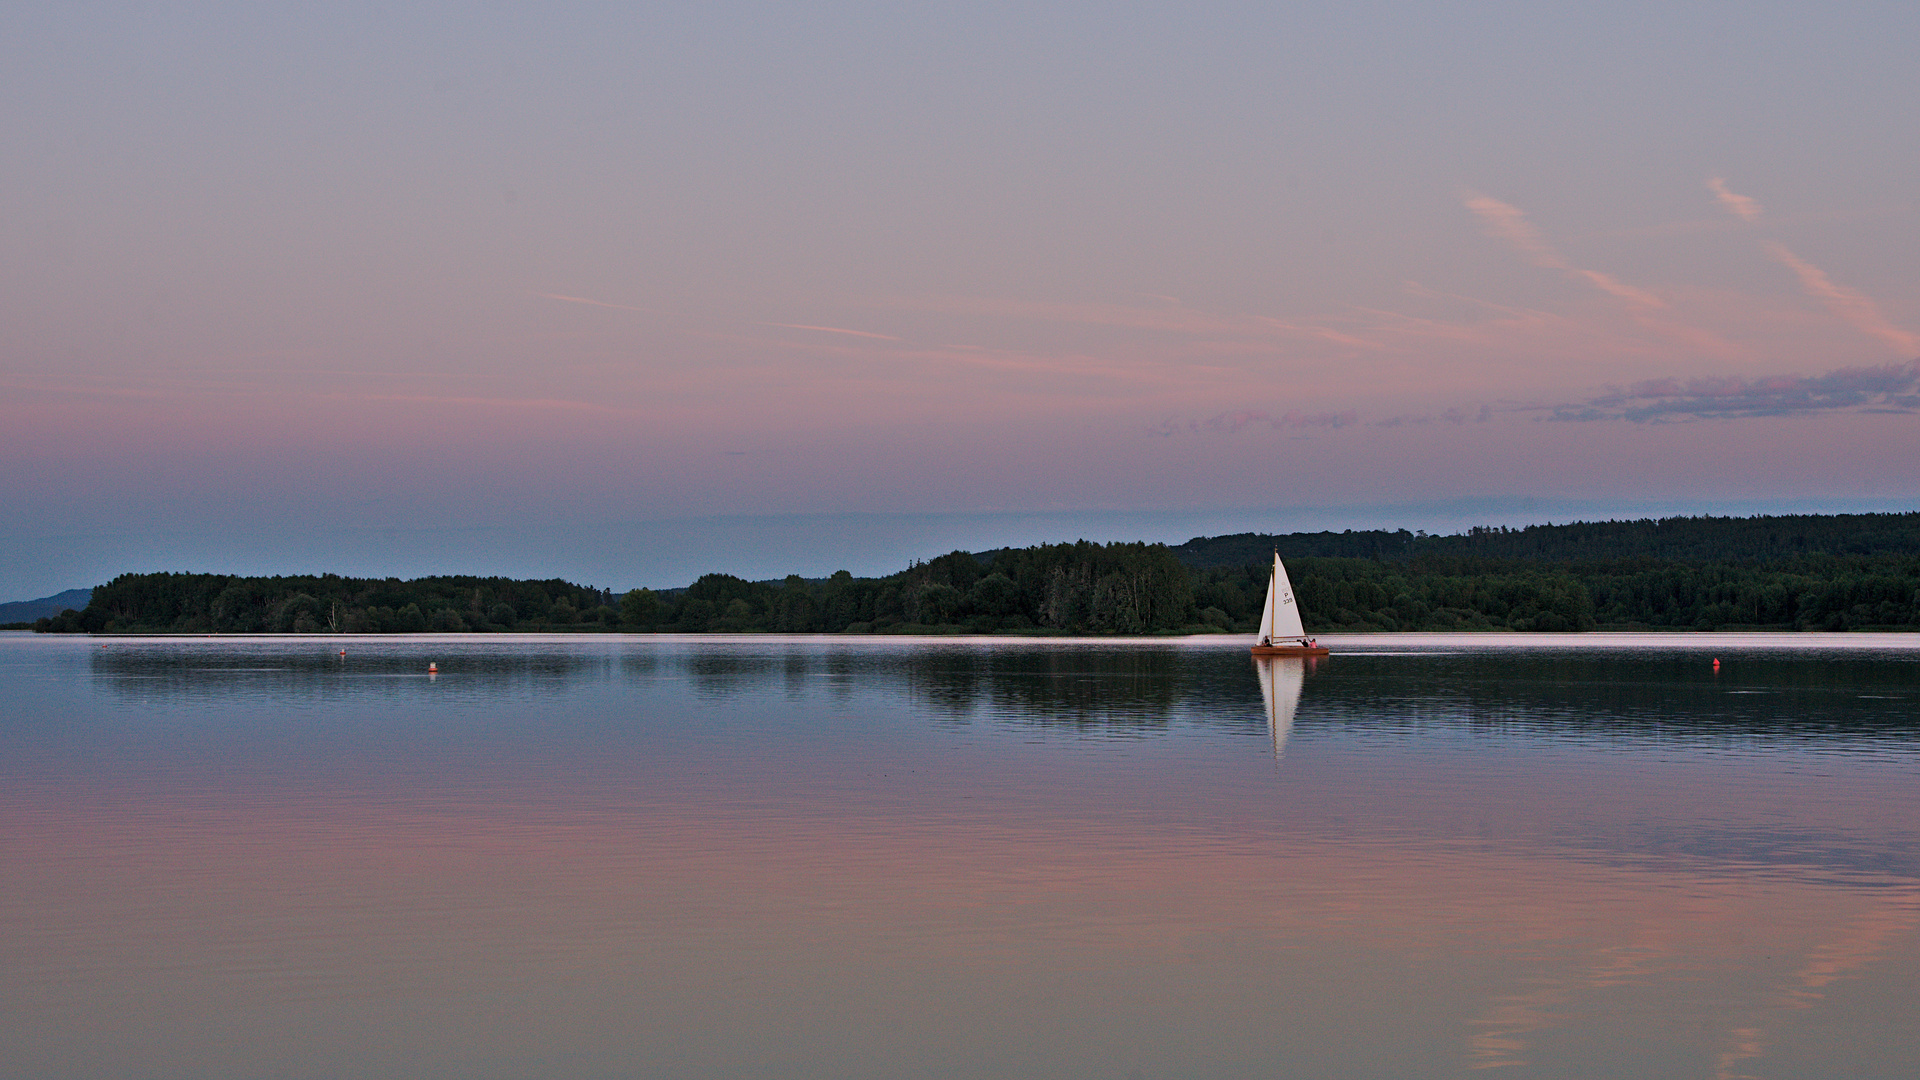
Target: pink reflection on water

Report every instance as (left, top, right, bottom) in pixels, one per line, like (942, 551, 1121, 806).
(6, 757, 1918, 1078)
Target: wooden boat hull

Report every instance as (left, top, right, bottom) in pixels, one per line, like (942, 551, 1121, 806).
(1251, 644, 1330, 657)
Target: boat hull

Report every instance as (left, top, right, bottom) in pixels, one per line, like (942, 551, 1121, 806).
(1251, 644, 1330, 657)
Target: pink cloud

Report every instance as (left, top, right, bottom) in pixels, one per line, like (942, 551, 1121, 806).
(1374, 404, 1496, 428)
(538, 292, 654, 314)
(1465, 195, 1666, 309)
(1204, 409, 1359, 432)
(1763, 242, 1920, 355)
(762, 322, 902, 341)
(1706, 177, 1764, 222)
(1464, 195, 1565, 268)
(877, 293, 1380, 349)
(1572, 268, 1667, 309)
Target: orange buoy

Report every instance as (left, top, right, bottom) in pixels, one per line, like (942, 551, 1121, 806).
(428, 662, 438, 673)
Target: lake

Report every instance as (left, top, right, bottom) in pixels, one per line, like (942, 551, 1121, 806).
(3, 633, 1917, 1079)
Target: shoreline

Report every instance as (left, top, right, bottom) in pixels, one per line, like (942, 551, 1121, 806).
(10, 630, 1920, 651)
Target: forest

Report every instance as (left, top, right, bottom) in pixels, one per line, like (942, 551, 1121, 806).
(27, 513, 1920, 634)
(35, 541, 1197, 635)
(1175, 512, 1920, 567)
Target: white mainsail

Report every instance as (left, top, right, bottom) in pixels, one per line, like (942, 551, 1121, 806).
(1254, 656, 1306, 760)
(1257, 552, 1307, 643)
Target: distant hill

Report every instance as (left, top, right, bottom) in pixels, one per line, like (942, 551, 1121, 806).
(0, 589, 93, 623)
(1173, 512, 1920, 568)
(26, 512, 1920, 636)
(1174, 530, 1424, 567)
(41, 544, 1194, 635)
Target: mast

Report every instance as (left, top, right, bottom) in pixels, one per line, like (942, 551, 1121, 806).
(1257, 552, 1277, 645)
(1254, 546, 1324, 654)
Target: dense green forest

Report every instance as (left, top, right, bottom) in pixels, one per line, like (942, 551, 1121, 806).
(1175, 512, 1920, 566)
(37, 574, 626, 635)
(29, 513, 1920, 634)
(1175, 513, 1920, 632)
(37, 541, 1197, 635)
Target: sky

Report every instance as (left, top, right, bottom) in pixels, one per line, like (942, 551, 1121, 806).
(4, 2, 1919, 598)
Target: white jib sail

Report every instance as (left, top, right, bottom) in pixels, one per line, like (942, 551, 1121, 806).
(1266, 553, 1306, 642)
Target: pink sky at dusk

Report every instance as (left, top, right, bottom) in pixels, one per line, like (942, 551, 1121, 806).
(3, 3, 1918, 595)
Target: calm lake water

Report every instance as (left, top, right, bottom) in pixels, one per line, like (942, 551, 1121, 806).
(3, 632, 1917, 1079)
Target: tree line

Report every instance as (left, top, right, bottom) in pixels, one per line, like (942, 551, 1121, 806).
(36, 574, 624, 635)
(35, 541, 1199, 635)
(1193, 552, 1920, 632)
(1175, 511, 1920, 567)
(28, 514, 1920, 635)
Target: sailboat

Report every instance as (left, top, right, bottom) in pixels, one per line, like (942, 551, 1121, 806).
(1254, 655, 1306, 760)
(1251, 551, 1330, 656)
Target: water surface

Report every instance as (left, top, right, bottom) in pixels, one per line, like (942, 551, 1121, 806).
(3, 633, 1917, 1078)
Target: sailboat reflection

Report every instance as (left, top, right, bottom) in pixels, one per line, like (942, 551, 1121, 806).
(1253, 656, 1307, 761)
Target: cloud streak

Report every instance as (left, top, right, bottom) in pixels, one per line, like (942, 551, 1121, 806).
(763, 322, 902, 341)
(1465, 195, 1666, 309)
(541, 294, 905, 343)
(1374, 404, 1496, 428)
(1464, 196, 1562, 268)
(538, 292, 654, 314)
(1162, 357, 1920, 434)
(1763, 243, 1920, 354)
(1703, 180, 1919, 355)
(1551, 359, 1920, 422)
(1150, 409, 1359, 436)
(1706, 177, 1764, 222)
(1206, 409, 1359, 432)
(878, 293, 1382, 350)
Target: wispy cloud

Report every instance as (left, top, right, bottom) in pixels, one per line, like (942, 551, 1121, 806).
(1149, 409, 1360, 436)
(1573, 268, 1667, 308)
(1465, 196, 1562, 268)
(762, 322, 902, 341)
(540, 294, 904, 343)
(1762, 243, 1920, 354)
(1549, 359, 1920, 422)
(1701, 181, 1919, 354)
(1168, 356, 1920, 430)
(1706, 177, 1764, 222)
(1375, 404, 1496, 428)
(1208, 409, 1359, 432)
(538, 292, 653, 314)
(877, 293, 1381, 350)
(1465, 195, 1667, 309)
